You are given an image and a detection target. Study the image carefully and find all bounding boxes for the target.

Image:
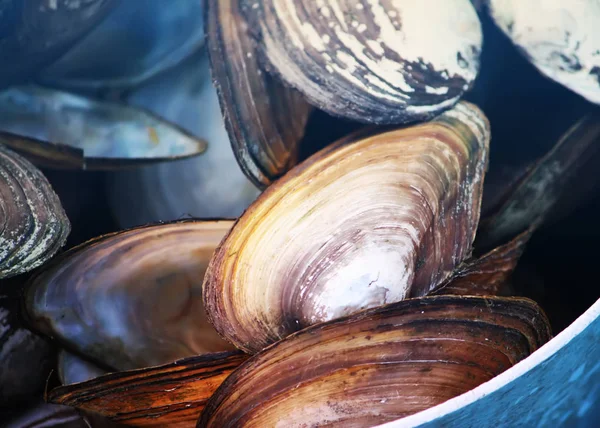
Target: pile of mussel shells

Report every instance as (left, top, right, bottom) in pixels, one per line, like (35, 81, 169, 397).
(2, 0, 600, 427)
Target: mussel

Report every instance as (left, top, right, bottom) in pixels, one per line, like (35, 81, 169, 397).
(24, 220, 235, 371)
(48, 351, 248, 427)
(207, 0, 313, 187)
(199, 295, 551, 427)
(486, 0, 600, 104)
(242, 0, 483, 125)
(477, 110, 600, 250)
(0, 85, 206, 169)
(203, 101, 490, 353)
(0, 145, 70, 278)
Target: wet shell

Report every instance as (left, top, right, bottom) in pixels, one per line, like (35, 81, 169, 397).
(198, 295, 552, 427)
(203, 102, 490, 353)
(207, 0, 312, 187)
(49, 351, 248, 427)
(24, 220, 235, 371)
(243, 0, 483, 124)
(0, 145, 70, 278)
(487, 0, 600, 104)
(0, 85, 207, 169)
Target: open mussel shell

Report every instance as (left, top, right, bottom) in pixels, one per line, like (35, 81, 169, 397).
(107, 49, 260, 227)
(207, 0, 312, 187)
(198, 295, 552, 427)
(0, 145, 70, 279)
(203, 102, 490, 353)
(0, 0, 115, 87)
(0, 85, 206, 170)
(242, 0, 482, 125)
(24, 220, 236, 371)
(486, 0, 600, 105)
(39, 0, 204, 91)
(0, 286, 54, 406)
(48, 351, 249, 428)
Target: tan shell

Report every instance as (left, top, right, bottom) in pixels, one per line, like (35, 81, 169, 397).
(203, 102, 490, 353)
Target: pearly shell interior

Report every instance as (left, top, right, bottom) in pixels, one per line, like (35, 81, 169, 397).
(25, 220, 235, 371)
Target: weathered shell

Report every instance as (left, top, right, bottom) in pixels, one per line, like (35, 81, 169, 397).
(0, 0, 115, 87)
(203, 102, 490, 353)
(0, 145, 70, 278)
(207, 0, 312, 187)
(0, 85, 206, 169)
(49, 351, 248, 427)
(58, 350, 108, 386)
(0, 286, 54, 406)
(39, 0, 204, 91)
(24, 220, 235, 371)
(487, 0, 600, 104)
(106, 50, 259, 227)
(198, 295, 552, 427)
(243, 0, 483, 124)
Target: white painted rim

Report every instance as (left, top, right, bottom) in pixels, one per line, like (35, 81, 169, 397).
(376, 297, 600, 427)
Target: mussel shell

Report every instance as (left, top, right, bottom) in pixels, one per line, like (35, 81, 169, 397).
(207, 0, 312, 187)
(58, 350, 108, 386)
(198, 295, 551, 427)
(49, 351, 248, 427)
(107, 49, 259, 227)
(476, 111, 600, 251)
(243, 0, 483, 124)
(24, 220, 235, 371)
(0, 287, 54, 406)
(203, 102, 490, 353)
(0, 0, 115, 87)
(39, 0, 204, 91)
(487, 0, 600, 104)
(0, 145, 70, 279)
(0, 85, 207, 169)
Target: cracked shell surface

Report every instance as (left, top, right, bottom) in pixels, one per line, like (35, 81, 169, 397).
(203, 102, 490, 353)
(243, 0, 482, 124)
